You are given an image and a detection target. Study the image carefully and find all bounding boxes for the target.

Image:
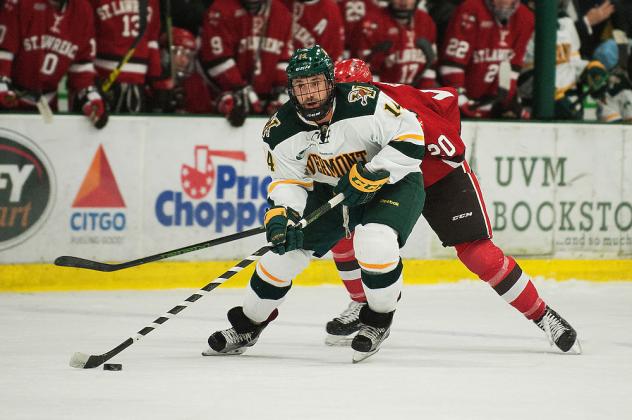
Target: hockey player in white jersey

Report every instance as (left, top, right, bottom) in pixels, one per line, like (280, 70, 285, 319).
(203, 45, 427, 362)
(518, 3, 588, 119)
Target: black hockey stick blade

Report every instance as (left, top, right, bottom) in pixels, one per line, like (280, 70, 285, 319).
(54, 256, 118, 272)
(411, 37, 436, 87)
(415, 37, 436, 64)
(70, 338, 134, 369)
(55, 225, 266, 272)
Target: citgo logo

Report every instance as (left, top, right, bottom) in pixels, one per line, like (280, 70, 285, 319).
(155, 145, 271, 232)
(0, 128, 55, 250)
(70, 145, 126, 231)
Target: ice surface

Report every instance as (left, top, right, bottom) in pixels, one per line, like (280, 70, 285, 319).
(0, 281, 630, 420)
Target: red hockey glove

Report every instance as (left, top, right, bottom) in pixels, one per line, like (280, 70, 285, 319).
(217, 85, 263, 127)
(460, 101, 487, 118)
(80, 86, 108, 129)
(0, 76, 17, 108)
(241, 85, 262, 114)
(265, 87, 289, 115)
(457, 89, 484, 118)
(217, 91, 235, 116)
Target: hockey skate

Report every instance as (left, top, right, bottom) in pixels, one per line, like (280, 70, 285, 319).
(534, 307, 581, 354)
(202, 307, 278, 356)
(325, 301, 365, 346)
(351, 306, 394, 363)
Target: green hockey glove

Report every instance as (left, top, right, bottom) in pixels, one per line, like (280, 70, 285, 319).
(264, 206, 304, 255)
(334, 162, 390, 207)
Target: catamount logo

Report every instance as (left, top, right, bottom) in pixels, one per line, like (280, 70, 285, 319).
(263, 116, 280, 138)
(348, 85, 376, 106)
(0, 128, 55, 250)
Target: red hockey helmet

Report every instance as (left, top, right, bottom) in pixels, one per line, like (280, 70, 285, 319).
(172, 27, 196, 51)
(161, 27, 197, 79)
(334, 59, 373, 84)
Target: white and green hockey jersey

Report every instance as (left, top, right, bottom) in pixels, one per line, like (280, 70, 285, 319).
(262, 82, 425, 214)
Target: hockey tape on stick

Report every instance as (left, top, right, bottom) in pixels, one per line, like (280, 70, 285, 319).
(101, 0, 149, 93)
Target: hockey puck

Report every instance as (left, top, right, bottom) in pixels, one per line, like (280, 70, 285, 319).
(103, 363, 122, 371)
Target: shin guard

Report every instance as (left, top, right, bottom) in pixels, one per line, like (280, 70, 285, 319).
(331, 235, 366, 302)
(455, 239, 546, 320)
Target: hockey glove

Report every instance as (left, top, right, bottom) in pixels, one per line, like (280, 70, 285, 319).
(265, 87, 289, 115)
(264, 206, 304, 255)
(582, 61, 609, 99)
(217, 85, 263, 127)
(0, 76, 17, 108)
(79, 86, 108, 129)
(457, 89, 490, 118)
(334, 162, 390, 207)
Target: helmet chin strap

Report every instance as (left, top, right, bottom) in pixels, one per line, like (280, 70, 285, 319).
(297, 98, 333, 122)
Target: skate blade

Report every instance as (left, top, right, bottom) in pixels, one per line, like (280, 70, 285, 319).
(325, 334, 354, 347)
(201, 347, 247, 356)
(352, 348, 380, 364)
(563, 338, 583, 355)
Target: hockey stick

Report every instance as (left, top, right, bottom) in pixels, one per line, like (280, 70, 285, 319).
(101, 0, 149, 93)
(163, 0, 175, 79)
(69, 193, 345, 369)
(55, 226, 266, 271)
(11, 88, 54, 123)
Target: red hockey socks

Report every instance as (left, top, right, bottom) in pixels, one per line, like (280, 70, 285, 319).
(331, 235, 366, 303)
(455, 239, 546, 320)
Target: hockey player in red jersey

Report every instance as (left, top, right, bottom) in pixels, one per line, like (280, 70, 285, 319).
(355, 0, 438, 88)
(283, 0, 345, 63)
(327, 58, 581, 354)
(199, 0, 293, 127)
(0, 0, 108, 128)
(149, 27, 214, 114)
(91, 0, 162, 113)
(337, 0, 385, 58)
(439, 0, 533, 118)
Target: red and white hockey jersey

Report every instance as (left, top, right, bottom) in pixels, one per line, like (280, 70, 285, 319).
(375, 82, 466, 187)
(0, 0, 97, 103)
(90, 0, 162, 84)
(283, 0, 345, 62)
(357, 8, 437, 88)
(337, 0, 384, 57)
(199, 0, 293, 97)
(439, 0, 533, 101)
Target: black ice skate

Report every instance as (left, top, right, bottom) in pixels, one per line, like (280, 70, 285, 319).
(325, 301, 365, 346)
(351, 306, 394, 363)
(534, 307, 581, 354)
(202, 307, 278, 356)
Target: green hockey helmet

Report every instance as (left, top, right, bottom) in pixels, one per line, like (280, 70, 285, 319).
(286, 45, 335, 121)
